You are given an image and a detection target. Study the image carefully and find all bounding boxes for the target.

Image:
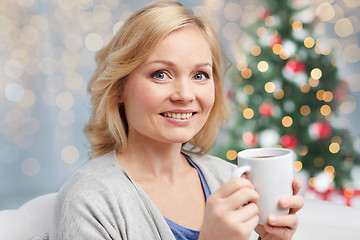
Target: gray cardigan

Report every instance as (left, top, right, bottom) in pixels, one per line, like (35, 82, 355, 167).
(49, 150, 237, 240)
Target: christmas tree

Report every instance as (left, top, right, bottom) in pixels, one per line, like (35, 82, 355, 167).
(213, 0, 360, 190)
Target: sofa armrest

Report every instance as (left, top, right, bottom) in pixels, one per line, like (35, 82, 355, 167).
(0, 193, 57, 240)
(293, 198, 360, 240)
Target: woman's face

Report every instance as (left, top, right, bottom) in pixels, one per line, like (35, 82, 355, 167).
(121, 26, 215, 146)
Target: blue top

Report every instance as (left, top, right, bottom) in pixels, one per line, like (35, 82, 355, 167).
(164, 154, 211, 240)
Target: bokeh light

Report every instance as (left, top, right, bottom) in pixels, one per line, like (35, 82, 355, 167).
(257, 60, 269, 72)
(85, 33, 104, 52)
(300, 105, 311, 116)
(226, 150, 237, 161)
(264, 82, 276, 93)
(334, 18, 354, 37)
(282, 116, 293, 127)
(61, 146, 80, 164)
(311, 68, 322, 80)
(243, 108, 254, 119)
(5, 83, 25, 102)
(241, 67, 252, 79)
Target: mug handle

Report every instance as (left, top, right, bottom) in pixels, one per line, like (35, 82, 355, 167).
(231, 165, 251, 179)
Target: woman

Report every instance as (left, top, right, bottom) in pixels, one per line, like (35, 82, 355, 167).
(50, 1, 303, 240)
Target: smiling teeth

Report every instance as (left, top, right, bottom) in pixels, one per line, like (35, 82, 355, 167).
(164, 112, 193, 119)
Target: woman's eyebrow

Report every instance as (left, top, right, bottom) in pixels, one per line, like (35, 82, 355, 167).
(145, 60, 212, 68)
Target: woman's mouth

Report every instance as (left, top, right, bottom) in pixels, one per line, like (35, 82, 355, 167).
(160, 112, 196, 120)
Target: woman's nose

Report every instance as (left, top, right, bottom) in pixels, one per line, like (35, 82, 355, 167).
(170, 78, 195, 102)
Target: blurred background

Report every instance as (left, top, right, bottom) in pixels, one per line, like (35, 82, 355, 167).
(1, 0, 359, 210)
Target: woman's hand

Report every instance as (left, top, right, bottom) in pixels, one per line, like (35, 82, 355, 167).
(255, 178, 304, 240)
(199, 177, 260, 240)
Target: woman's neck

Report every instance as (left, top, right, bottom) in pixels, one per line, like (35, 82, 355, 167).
(116, 136, 190, 182)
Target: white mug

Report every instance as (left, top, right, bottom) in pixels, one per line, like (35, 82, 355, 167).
(231, 148, 294, 225)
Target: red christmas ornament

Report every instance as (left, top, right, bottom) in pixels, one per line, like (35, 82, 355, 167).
(285, 59, 306, 73)
(242, 132, 258, 148)
(259, 103, 274, 117)
(257, 7, 271, 19)
(270, 36, 283, 48)
(310, 122, 332, 139)
(280, 135, 298, 149)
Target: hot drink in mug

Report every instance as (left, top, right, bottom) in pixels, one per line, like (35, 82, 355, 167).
(231, 148, 294, 225)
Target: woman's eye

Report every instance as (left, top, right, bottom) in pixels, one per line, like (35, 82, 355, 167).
(194, 72, 209, 80)
(151, 71, 166, 80)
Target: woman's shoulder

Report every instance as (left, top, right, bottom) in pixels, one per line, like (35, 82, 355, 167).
(56, 150, 131, 206)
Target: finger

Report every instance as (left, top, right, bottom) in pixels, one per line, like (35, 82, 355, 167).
(279, 195, 304, 214)
(267, 214, 298, 230)
(225, 186, 259, 211)
(213, 178, 255, 199)
(230, 202, 259, 223)
(262, 224, 294, 239)
(292, 178, 302, 195)
(245, 214, 260, 231)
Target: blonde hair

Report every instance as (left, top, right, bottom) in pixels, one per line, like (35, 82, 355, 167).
(85, 1, 231, 158)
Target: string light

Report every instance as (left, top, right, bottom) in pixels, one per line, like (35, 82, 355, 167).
(292, 21, 303, 31)
(282, 116, 293, 127)
(251, 45, 261, 56)
(320, 104, 332, 116)
(257, 60, 269, 72)
(300, 83, 311, 93)
(264, 82, 276, 93)
(241, 67, 252, 79)
(304, 37, 315, 48)
(322, 91, 333, 102)
(299, 146, 308, 156)
(316, 90, 325, 100)
(256, 27, 266, 37)
(300, 105, 311, 116)
(329, 142, 340, 153)
(243, 108, 255, 119)
(273, 89, 284, 99)
(226, 150, 237, 161)
(311, 68, 322, 80)
(324, 165, 335, 175)
(272, 44, 282, 55)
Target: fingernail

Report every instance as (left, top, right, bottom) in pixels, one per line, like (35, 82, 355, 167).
(268, 216, 277, 225)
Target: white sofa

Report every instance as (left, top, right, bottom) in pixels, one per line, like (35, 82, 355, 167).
(0, 193, 360, 239)
(0, 193, 56, 240)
